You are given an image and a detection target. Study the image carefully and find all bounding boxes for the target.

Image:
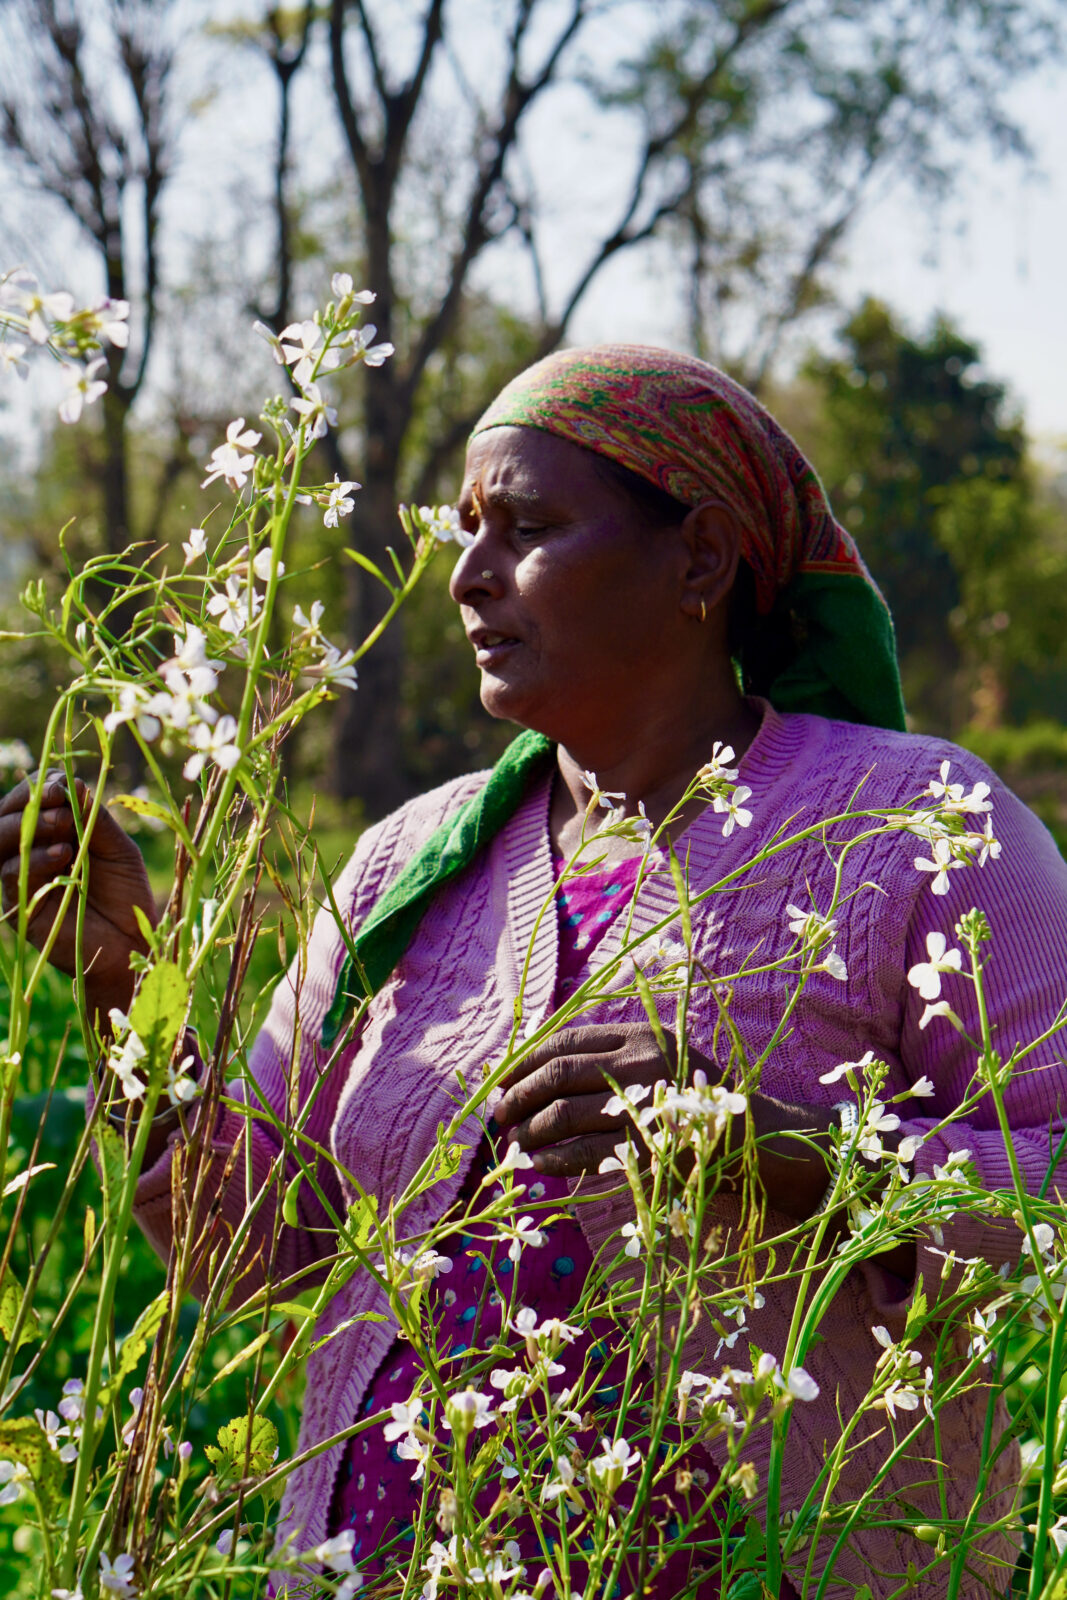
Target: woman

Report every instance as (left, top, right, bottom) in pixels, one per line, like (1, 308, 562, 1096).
(4, 346, 1066, 1598)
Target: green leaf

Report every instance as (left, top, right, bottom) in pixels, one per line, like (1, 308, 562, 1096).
(344, 1192, 378, 1251)
(112, 793, 193, 850)
(95, 1121, 127, 1244)
(101, 1289, 169, 1404)
(0, 1417, 64, 1513)
(128, 960, 190, 1068)
(204, 1414, 279, 1484)
(200, 1330, 273, 1395)
(0, 1267, 40, 1348)
(725, 1573, 766, 1600)
(733, 1517, 764, 1571)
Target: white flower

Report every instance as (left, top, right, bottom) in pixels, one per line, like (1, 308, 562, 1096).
(87, 296, 130, 347)
(587, 1436, 641, 1494)
(0, 340, 28, 380)
(819, 1050, 875, 1086)
(620, 1221, 644, 1258)
(417, 504, 472, 546)
(305, 643, 358, 692)
(856, 1099, 901, 1160)
(384, 1399, 424, 1443)
(291, 382, 338, 439)
(103, 685, 162, 742)
(918, 999, 960, 1032)
(541, 1452, 581, 1502)
(579, 769, 626, 813)
(324, 477, 358, 528)
(0, 1460, 29, 1505)
(927, 760, 993, 816)
(58, 357, 108, 424)
(99, 1552, 139, 1598)
(443, 1386, 495, 1435)
(207, 573, 262, 640)
(603, 1083, 651, 1118)
(713, 784, 753, 837)
(1024, 1223, 1056, 1258)
(503, 1215, 546, 1263)
(294, 600, 325, 635)
(897, 1134, 924, 1163)
(182, 526, 208, 565)
(492, 1141, 535, 1174)
(252, 319, 286, 364)
(697, 742, 739, 785)
(182, 714, 241, 781)
(907, 931, 963, 1001)
(822, 949, 848, 981)
(787, 903, 837, 944)
(167, 625, 224, 682)
(106, 1018, 147, 1102)
(279, 319, 327, 387)
(20, 285, 75, 342)
(641, 931, 688, 970)
(307, 1530, 358, 1571)
(397, 1430, 430, 1481)
(469, 1547, 523, 1587)
(251, 548, 285, 582)
(598, 1137, 638, 1175)
(914, 836, 964, 896)
(346, 323, 394, 366)
(201, 418, 262, 492)
(396, 1248, 453, 1285)
(490, 1366, 531, 1412)
(782, 1367, 820, 1402)
(165, 1054, 199, 1107)
(971, 814, 1002, 867)
(909, 1075, 936, 1098)
(878, 1380, 921, 1420)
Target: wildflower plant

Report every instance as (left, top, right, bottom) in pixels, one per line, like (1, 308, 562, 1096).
(1, 269, 1066, 1599)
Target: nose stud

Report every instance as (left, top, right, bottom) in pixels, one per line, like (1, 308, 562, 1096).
(481, 569, 495, 580)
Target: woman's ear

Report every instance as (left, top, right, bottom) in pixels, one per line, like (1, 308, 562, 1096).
(679, 500, 742, 622)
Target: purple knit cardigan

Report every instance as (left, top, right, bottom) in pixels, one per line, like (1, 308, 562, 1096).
(131, 703, 1067, 1596)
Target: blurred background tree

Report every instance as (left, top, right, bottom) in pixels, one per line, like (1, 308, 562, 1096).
(1, 0, 1065, 816)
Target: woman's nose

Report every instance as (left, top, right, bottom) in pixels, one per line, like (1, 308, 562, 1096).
(449, 538, 505, 606)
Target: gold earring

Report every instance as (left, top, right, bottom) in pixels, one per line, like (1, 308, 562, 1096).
(699, 598, 707, 624)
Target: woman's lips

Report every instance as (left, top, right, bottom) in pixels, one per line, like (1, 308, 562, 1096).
(469, 627, 521, 668)
(474, 635, 520, 668)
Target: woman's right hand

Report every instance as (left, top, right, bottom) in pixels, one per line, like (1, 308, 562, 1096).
(0, 772, 157, 1025)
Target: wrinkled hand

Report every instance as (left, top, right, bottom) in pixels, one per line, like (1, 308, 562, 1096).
(494, 1021, 836, 1219)
(0, 773, 156, 1022)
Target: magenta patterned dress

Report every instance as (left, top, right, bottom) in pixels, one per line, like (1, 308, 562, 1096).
(328, 854, 762, 1596)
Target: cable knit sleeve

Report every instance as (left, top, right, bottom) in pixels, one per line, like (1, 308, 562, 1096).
(127, 771, 488, 1307)
(895, 760, 1067, 1271)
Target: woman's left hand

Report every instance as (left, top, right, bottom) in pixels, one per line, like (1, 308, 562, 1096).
(494, 1021, 835, 1219)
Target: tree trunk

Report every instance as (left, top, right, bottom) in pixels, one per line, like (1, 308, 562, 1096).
(332, 349, 413, 812)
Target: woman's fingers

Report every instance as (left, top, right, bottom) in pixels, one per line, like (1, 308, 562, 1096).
(496, 1049, 634, 1128)
(506, 1088, 621, 1153)
(498, 1023, 631, 1096)
(524, 1131, 623, 1177)
(0, 841, 74, 915)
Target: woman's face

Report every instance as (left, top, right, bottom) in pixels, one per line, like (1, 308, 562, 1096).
(451, 426, 693, 747)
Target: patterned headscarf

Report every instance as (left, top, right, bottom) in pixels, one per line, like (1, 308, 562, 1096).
(471, 344, 906, 731)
